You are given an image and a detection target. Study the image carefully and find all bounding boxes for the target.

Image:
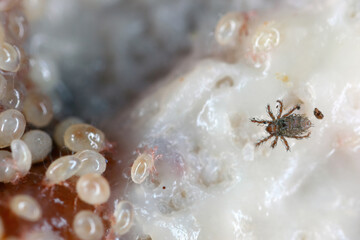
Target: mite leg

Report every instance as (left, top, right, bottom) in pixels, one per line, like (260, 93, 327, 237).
(255, 134, 274, 147)
(271, 136, 279, 148)
(288, 132, 311, 139)
(276, 100, 283, 118)
(280, 136, 290, 151)
(267, 104, 276, 120)
(250, 118, 271, 125)
(282, 104, 301, 118)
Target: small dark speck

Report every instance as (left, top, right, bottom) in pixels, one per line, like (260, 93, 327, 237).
(162, 186, 166, 190)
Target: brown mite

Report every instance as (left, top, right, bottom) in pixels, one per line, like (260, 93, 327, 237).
(251, 100, 312, 151)
(314, 108, 324, 119)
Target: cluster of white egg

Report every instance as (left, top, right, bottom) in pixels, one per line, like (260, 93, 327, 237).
(0, 1, 138, 239)
(0, 115, 137, 239)
(0, 0, 54, 185)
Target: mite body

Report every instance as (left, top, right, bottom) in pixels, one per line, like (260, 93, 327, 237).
(251, 100, 312, 151)
(267, 115, 311, 137)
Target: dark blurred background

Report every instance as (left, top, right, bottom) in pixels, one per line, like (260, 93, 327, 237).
(26, 0, 284, 124)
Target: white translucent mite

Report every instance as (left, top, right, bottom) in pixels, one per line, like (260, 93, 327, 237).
(64, 123, 105, 152)
(74, 150, 106, 176)
(29, 56, 59, 93)
(73, 210, 104, 240)
(9, 194, 42, 222)
(23, 92, 53, 127)
(45, 155, 81, 185)
(112, 200, 134, 236)
(0, 81, 26, 110)
(22, 130, 52, 164)
(76, 173, 110, 205)
(131, 153, 154, 184)
(0, 42, 20, 72)
(11, 139, 31, 175)
(0, 109, 26, 148)
(53, 116, 83, 147)
(0, 150, 16, 183)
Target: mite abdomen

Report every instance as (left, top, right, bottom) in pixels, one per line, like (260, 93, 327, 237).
(283, 115, 311, 135)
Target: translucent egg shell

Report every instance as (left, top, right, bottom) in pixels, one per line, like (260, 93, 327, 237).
(0, 150, 16, 183)
(131, 153, 153, 184)
(23, 92, 53, 127)
(73, 210, 104, 240)
(11, 139, 31, 175)
(112, 201, 134, 236)
(22, 130, 52, 164)
(74, 150, 106, 176)
(0, 109, 26, 148)
(64, 124, 105, 152)
(54, 117, 83, 147)
(215, 12, 246, 47)
(253, 22, 280, 52)
(45, 155, 81, 185)
(0, 42, 21, 72)
(9, 195, 42, 222)
(76, 173, 110, 205)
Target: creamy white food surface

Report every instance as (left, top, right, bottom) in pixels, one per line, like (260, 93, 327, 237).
(112, 0, 360, 239)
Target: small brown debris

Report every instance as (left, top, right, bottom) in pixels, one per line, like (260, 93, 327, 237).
(314, 108, 324, 119)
